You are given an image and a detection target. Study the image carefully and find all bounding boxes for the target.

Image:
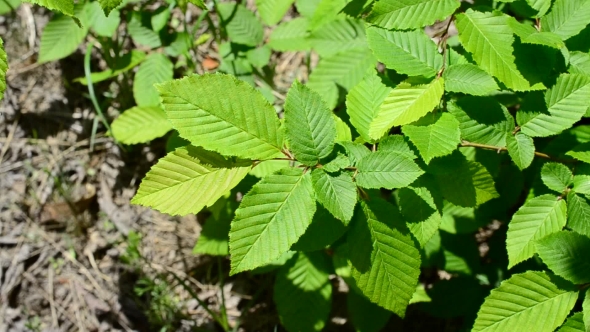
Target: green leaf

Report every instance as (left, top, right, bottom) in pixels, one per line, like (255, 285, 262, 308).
(38, 10, 88, 63)
(567, 142, 590, 163)
(410, 284, 432, 304)
(379, 135, 418, 159)
(308, 0, 350, 30)
(157, 74, 283, 160)
(268, 18, 312, 52)
(284, 81, 336, 165)
(217, 3, 263, 46)
(541, 0, 590, 40)
(321, 152, 351, 172)
(75, 50, 146, 85)
(346, 69, 391, 143)
(85, 2, 120, 37)
(188, 0, 206, 9)
(151, 7, 171, 32)
(111, 106, 172, 144)
(291, 204, 347, 251)
(97, 0, 121, 16)
(311, 169, 356, 223)
(368, 77, 445, 140)
(193, 201, 232, 256)
(307, 47, 376, 110)
(133, 53, 173, 107)
(356, 151, 424, 189)
(274, 251, 332, 332)
(295, 0, 318, 17)
(506, 194, 567, 268)
(229, 168, 316, 274)
(541, 162, 574, 193)
(398, 186, 442, 247)
(526, 0, 552, 17)
(256, 0, 295, 25)
(24, 0, 73, 16)
(473, 271, 578, 332)
(347, 290, 392, 332)
(443, 63, 499, 96)
(339, 141, 371, 165)
(569, 51, 590, 76)
(584, 289, 590, 331)
(366, 27, 442, 77)
(402, 112, 461, 164)
(366, 0, 459, 30)
(309, 18, 367, 58)
(0, 38, 6, 103)
(572, 175, 590, 195)
(508, 18, 565, 49)
(557, 312, 586, 332)
(350, 199, 422, 316)
(246, 46, 271, 68)
(334, 116, 352, 142)
(132, 146, 251, 216)
(128, 12, 161, 48)
(0, 0, 20, 14)
(567, 192, 590, 237)
(456, 9, 539, 91)
(537, 230, 590, 284)
(506, 133, 535, 170)
(448, 96, 515, 147)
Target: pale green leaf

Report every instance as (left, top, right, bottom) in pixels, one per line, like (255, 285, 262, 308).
(334, 115, 352, 142)
(157, 74, 283, 160)
(473, 271, 578, 332)
(188, 0, 206, 9)
(76, 50, 145, 85)
(284, 81, 336, 165)
(0, 0, 20, 15)
(567, 142, 590, 163)
(409, 284, 432, 304)
(521, 74, 590, 137)
(128, 12, 161, 48)
(541, 162, 574, 193)
(217, 3, 263, 46)
(85, 1, 120, 37)
(308, 0, 350, 30)
(379, 135, 418, 159)
(402, 112, 460, 164)
(506, 132, 535, 170)
(557, 312, 586, 332)
(111, 106, 172, 144)
(246, 46, 271, 68)
(569, 51, 590, 76)
(311, 169, 356, 223)
(0, 38, 6, 103)
(291, 204, 347, 251)
(132, 146, 251, 216)
(398, 186, 441, 247)
(229, 168, 316, 274)
(572, 175, 590, 195)
(268, 18, 311, 51)
(338, 141, 371, 165)
(369, 77, 444, 140)
(39, 10, 88, 63)
(356, 151, 424, 189)
(443, 63, 499, 96)
(274, 251, 332, 332)
(567, 192, 590, 237)
(309, 17, 367, 57)
(24, 0, 73, 16)
(506, 194, 567, 268)
(151, 7, 171, 32)
(256, 0, 295, 25)
(541, 0, 590, 40)
(307, 47, 376, 110)
(347, 290, 392, 332)
(366, 0, 459, 30)
(526, 0, 552, 17)
(351, 199, 422, 316)
(537, 230, 590, 284)
(295, 0, 318, 17)
(249, 160, 291, 178)
(508, 18, 565, 49)
(456, 9, 540, 91)
(133, 53, 173, 107)
(97, 0, 121, 16)
(366, 26, 442, 77)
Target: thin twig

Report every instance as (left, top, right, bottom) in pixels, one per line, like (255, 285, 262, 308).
(460, 140, 575, 163)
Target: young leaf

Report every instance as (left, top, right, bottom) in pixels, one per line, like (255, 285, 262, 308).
(39, 10, 88, 63)
(111, 106, 172, 144)
(157, 74, 284, 160)
(346, 69, 392, 143)
(268, 18, 311, 52)
(255, 0, 295, 26)
(97, 0, 121, 16)
(366, 0, 460, 30)
(0, 38, 6, 103)
(379, 135, 418, 159)
(536, 231, 590, 284)
(132, 146, 251, 216)
(520, 74, 590, 137)
(398, 186, 442, 247)
(229, 168, 316, 274)
(24, 0, 74, 17)
(350, 199, 422, 316)
(443, 64, 499, 96)
(308, 0, 349, 30)
(506, 194, 567, 268)
(347, 290, 392, 332)
(291, 204, 347, 251)
(541, 162, 573, 193)
(133, 53, 173, 107)
(472, 271, 578, 332)
(274, 251, 332, 332)
(217, 3, 263, 46)
(456, 9, 539, 91)
(402, 112, 461, 164)
(567, 192, 590, 237)
(506, 132, 535, 170)
(368, 77, 445, 140)
(311, 169, 357, 223)
(541, 0, 590, 40)
(309, 18, 367, 58)
(356, 151, 424, 190)
(366, 27, 442, 77)
(284, 81, 336, 165)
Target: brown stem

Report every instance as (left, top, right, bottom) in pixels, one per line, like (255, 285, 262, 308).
(460, 140, 575, 163)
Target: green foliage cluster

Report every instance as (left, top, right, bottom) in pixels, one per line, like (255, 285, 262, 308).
(3, 0, 590, 331)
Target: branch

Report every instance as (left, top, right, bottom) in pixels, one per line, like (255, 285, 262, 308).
(460, 140, 576, 163)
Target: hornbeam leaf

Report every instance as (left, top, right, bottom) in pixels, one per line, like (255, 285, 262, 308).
(508, 18, 564, 49)
(541, 0, 590, 40)
(366, 27, 442, 77)
(506, 194, 567, 268)
(567, 192, 590, 237)
(284, 81, 336, 166)
(584, 289, 590, 331)
(398, 186, 442, 247)
(256, 0, 295, 26)
(567, 142, 590, 163)
(133, 53, 174, 107)
(366, 0, 460, 30)
(38, 9, 88, 63)
(268, 18, 311, 52)
(402, 112, 461, 164)
(350, 199, 421, 316)
(24, 0, 74, 16)
(311, 169, 357, 223)
(443, 64, 499, 96)
(473, 271, 578, 332)
(356, 151, 424, 189)
(132, 146, 251, 216)
(569, 51, 590, 76)
(456, 9, 540, 91)
(157, 73, 284, 160)
(536, 231, 590, 284)
(368, 77, 444, 140)
(541, 162, 574, 193)
(97, 0, 121, 16)
(229, 168, 316, 274)
(111, 106, 172, 144)
(557, 312, 586, 332)
(309, 17, 367, 58)
(506, 133, 535, 170)
(217, 3, 263, 46)
(526, 0, 552, 17)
